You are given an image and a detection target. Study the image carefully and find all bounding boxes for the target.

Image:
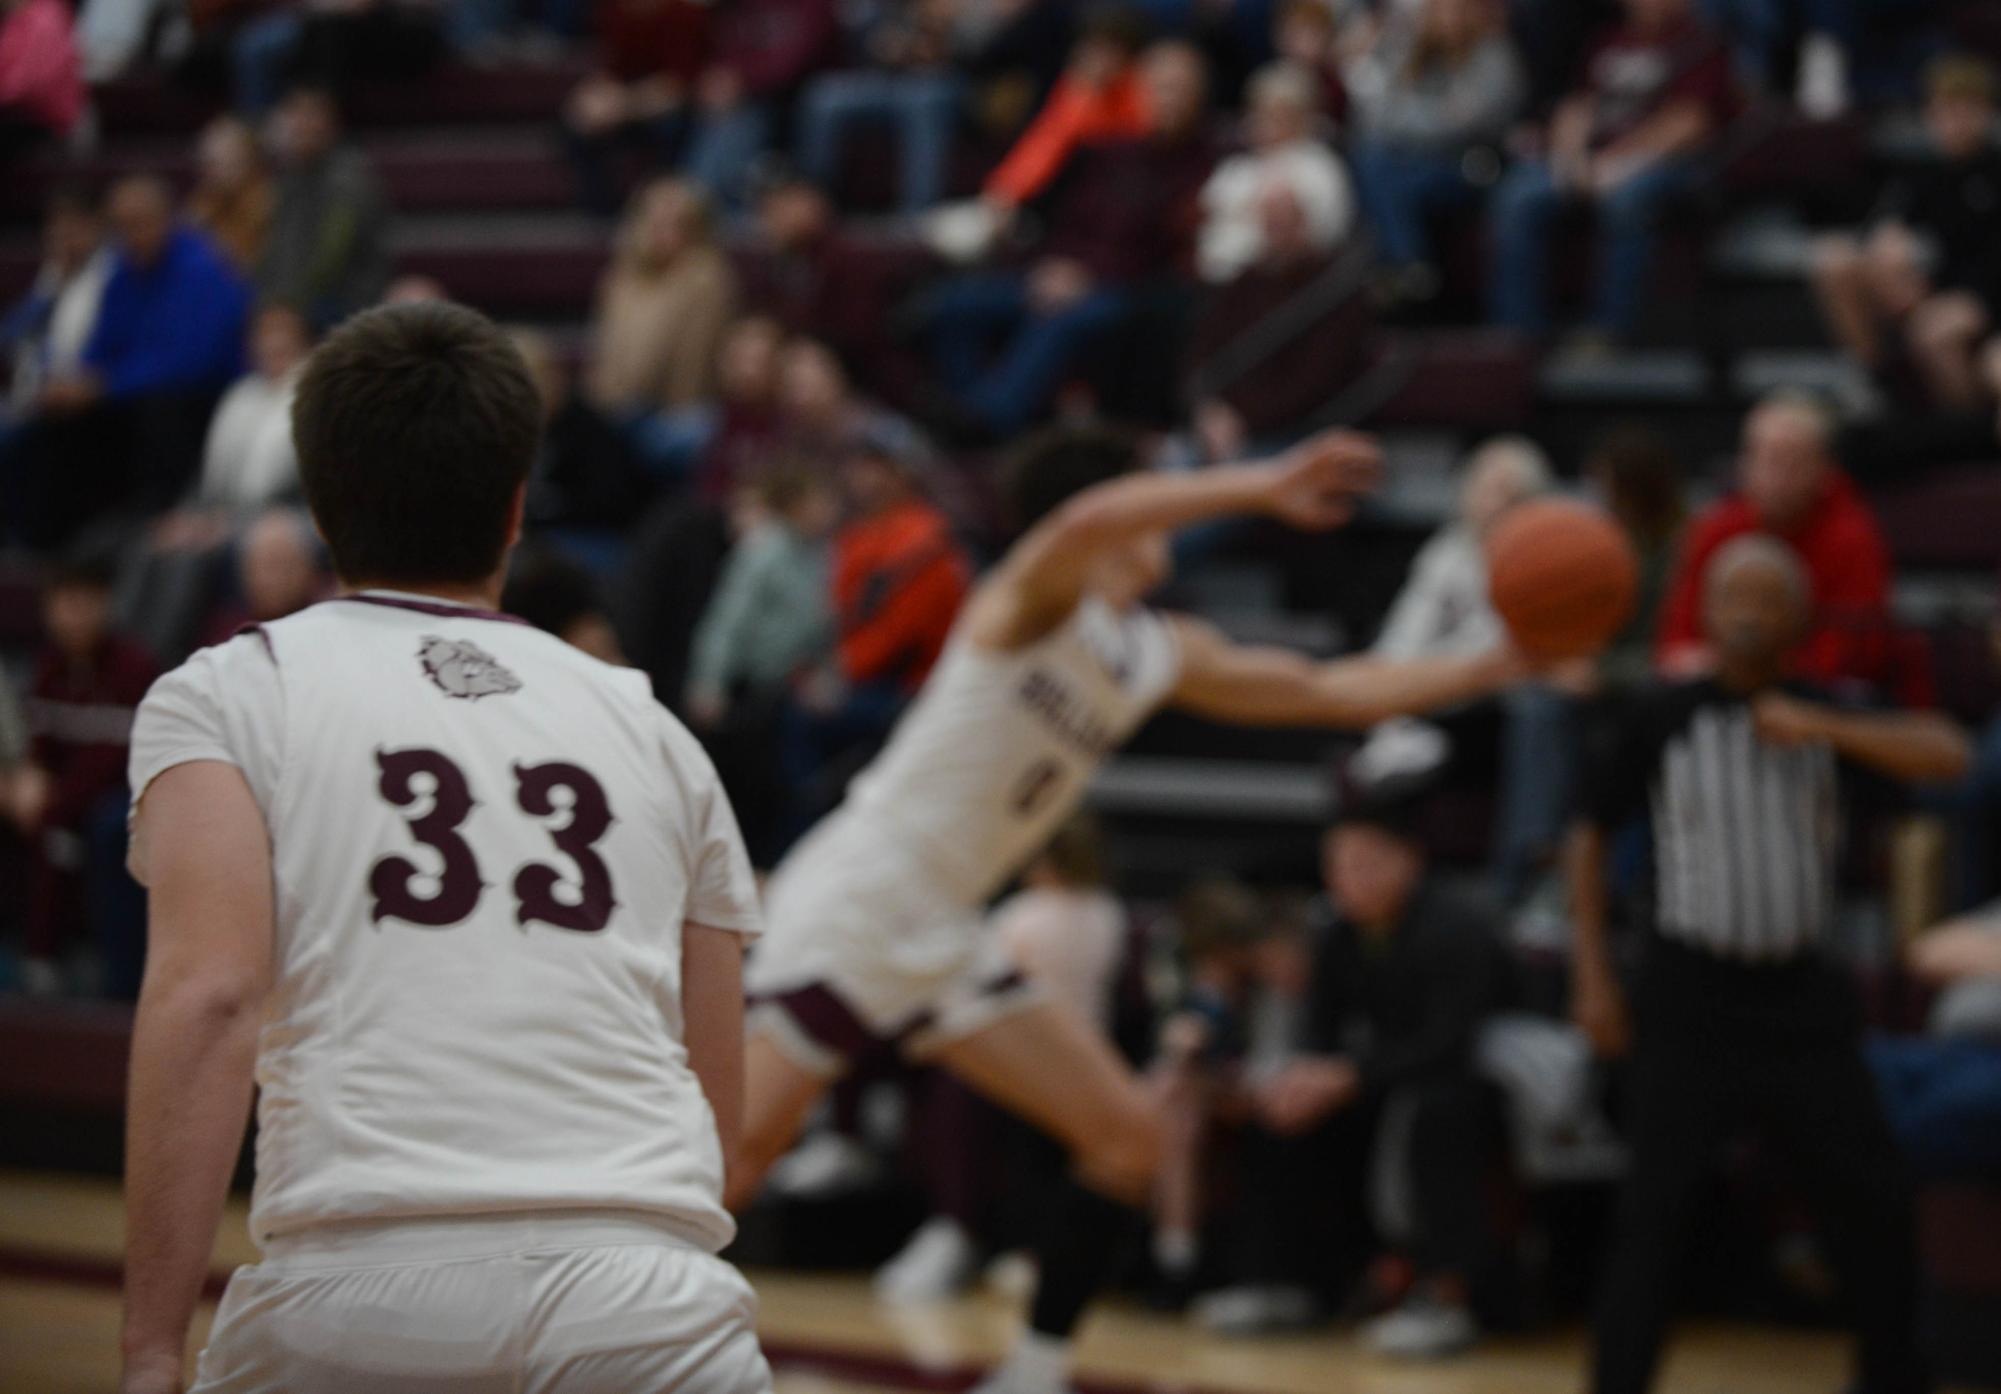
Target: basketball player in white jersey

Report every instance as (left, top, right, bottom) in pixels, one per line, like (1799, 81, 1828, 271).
(119, 304, 769, 1394)
(734, 426, 1525, 1393)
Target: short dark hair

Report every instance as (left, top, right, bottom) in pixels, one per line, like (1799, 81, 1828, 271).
(1007, 425, 1142, 531)
(49, 534, 120, 592)
(293, 302, 542, 587)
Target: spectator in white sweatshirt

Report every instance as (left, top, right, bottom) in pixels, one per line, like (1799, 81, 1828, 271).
(1374, 435, 1551, 661)
(1197, 61, 1355, 284)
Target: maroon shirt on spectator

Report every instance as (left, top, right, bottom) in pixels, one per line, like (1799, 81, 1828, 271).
(1580, 13, 1736, 151)
(25, 635, 158, 830)
(1038, 131, 1219, 284)
(710, 0, 839, 98)
(696, 401, 782, 504)
(596, 0, 709, 85)
(737, 230, 898, 371)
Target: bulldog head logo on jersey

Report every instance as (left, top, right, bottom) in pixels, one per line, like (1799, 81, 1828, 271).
(418, 637, 522, 700)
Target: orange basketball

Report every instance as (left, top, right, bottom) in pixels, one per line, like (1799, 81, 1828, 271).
(1484, 498, 1640, 661)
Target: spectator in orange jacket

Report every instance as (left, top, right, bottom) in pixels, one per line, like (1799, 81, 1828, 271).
(782, 428, 970, 836)
(1656, 392, 1892, 690)
(829, 431, 970, 693)
(981, 6, 1153, 213)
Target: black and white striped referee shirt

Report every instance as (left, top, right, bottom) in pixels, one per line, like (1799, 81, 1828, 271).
(1584, 680, 1846, 962)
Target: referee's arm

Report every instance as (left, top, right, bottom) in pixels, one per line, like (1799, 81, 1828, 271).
(1565, 822, 1628, 1059)
(1751, 694, 1972, 784)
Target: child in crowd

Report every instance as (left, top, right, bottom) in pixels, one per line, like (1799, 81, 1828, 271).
(10, 549, 157, 998)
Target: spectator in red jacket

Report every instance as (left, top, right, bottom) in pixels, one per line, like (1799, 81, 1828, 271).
(1656, 392, 1892, 689)
(10, 549, 158, 997)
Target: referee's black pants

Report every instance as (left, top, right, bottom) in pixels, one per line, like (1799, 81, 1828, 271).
(1592, 938, 1930, 1394)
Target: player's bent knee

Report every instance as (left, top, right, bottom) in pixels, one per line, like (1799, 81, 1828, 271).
(1075, 1098, 1164, 1193)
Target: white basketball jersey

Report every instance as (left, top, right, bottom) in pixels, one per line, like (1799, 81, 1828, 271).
(811, 596, 1182, 906)
(128, 593, 760, 1251)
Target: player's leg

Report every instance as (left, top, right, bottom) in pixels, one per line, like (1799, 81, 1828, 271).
(728, 1024, 840, 1212)
(926, 998, 1165, 1393)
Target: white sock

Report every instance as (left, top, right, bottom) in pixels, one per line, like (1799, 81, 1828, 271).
(1153, 1227, 1197, 1275)
(1001, 1329, 1070, 1384)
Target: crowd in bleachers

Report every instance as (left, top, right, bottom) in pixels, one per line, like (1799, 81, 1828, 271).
(3, 0, 2001, 1378)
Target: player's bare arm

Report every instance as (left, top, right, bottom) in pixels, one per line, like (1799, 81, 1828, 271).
(122, 761, 275, 1394)
(1751, 693, 1972, 783)
(682, 923, 748, 1196)
(962, 430, 1383, 652)
(1164, 616, 1523, 730)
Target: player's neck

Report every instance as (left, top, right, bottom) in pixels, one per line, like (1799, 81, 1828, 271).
(339, 577, 505, 612)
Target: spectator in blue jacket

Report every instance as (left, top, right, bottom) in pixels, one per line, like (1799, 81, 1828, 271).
(22, 176, 249, 546)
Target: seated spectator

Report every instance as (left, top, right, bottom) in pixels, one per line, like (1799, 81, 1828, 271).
(115, 301, 313, 660)
(922, 41, 1217, 440)
(1184, 183, 1374, 461)
(1375, 436, 1550, 661)
(502, 543, 629, 664)
(188, 301, 311, 527)
(22, 177, 250, 545)
(1370, 436, 1554, 901)
(686, 467, 838, 730)
(1488, 0, 1737, 347)
(1270, 0, 1348, 129)
(1196, 61, 1354, 284)
(257, 87, 392, 329)
(2, 187, 111, 430)
(741, 171, 904, 378)
(681, 0, 839, 210)
(1587, 427, 1686, 692)
(1812, 55, 2001, 412)
(1195, 765, 1514, 1355)
(773, 336, 927, 474)
(0, 0, 82, 157)
(1348, 0, 1523, 304)
(195, 505, 328, 649)
(561, 0, 710, 217)
(687, 466, 837, 863)
(1869, 905, 2001, 1180)
(587, 179, 738, 421)
(798, 0, 965, 215)
(10, 548, 158, 998)
(783, 429, 971, 827)
(694, 315, 787, 503)
(184, 115, 275, 275)
(1656, 391, 1892, 689)
(514, 328, 652, 531)
(980, 5, 1153, 216)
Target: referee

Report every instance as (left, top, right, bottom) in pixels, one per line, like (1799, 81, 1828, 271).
(1568, 535, 1971, 1394)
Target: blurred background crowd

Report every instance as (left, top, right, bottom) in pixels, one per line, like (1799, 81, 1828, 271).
(1, 0, 2000, 1378)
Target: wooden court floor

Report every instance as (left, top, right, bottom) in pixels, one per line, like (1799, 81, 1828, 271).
(0, 1169, 1917, 1394)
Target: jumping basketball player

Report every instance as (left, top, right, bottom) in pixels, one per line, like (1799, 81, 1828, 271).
(735, 426, 1526, 1393)
(119, 304, 770, 1394)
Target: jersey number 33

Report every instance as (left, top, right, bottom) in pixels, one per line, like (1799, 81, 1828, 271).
(368, 746, 617, 933)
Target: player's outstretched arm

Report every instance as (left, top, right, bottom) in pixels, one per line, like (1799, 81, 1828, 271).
(123, 762, 274, 1394)
(977, 431, 1381, 646)
(1163, 616, 1522, 729)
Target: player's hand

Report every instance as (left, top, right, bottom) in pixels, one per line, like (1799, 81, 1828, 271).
(1256, 1055, 1359, 1133)
(119, 1348, 184, 1394)
(1261, 431, 1381, 531)
(1752, 692, 1830, 750)
(1571, 961, 1631, 1059)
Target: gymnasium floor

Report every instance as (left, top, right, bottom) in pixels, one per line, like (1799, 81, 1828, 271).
(0, 1169, 1881, 1394)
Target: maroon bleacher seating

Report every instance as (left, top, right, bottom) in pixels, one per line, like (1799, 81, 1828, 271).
(1872, 465, 2001, 572)
(1361, 329, 1537, 431)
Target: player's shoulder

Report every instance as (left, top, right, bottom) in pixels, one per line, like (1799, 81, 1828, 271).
(147, 624, 280, 703)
